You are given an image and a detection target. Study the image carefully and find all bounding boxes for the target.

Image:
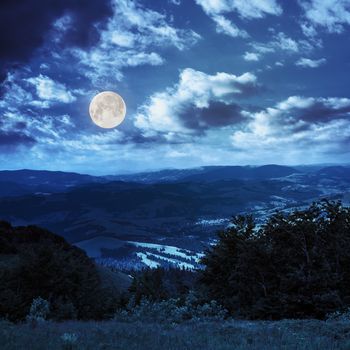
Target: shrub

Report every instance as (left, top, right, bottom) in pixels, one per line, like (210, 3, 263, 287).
(60, 333, 79, 350)
(115, 291, 227, 323)
(326, 308, 350, 322)
(26, 297, 50, 323)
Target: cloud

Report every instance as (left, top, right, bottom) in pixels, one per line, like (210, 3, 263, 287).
(0, 75, 33, 110)
(195, 0, 282, 19)
(0, 108, 74, 151)
(110, 0, 200, 51)
(27, 75, 76, 104)
(0, 0, 113, 84)
(243, 52, 260, 61)
(252, 32, 301, 53)
(274, 32, 299, 52)
(134, 68, 259, 137)
(296, 57, 327, 68)
(248, 31, 318, 63)
(277, 96, 350, 122)
(1, 0, 200, 91)
(70, 0, 200, 85)
(300, 22, 318, 38)
(0, 131, 36, 149)
(300, 0, 350, 34)
(231, 96, 350, 159)
(212, 15, 248, 37)
(195, 0, 282, 37)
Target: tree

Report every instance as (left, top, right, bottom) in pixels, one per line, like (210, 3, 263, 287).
(199, 201, 350, 319)
(0, 222, 120, 321)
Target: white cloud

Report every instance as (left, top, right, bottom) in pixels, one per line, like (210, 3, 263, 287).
(231, 96, 350, 158)
(243, 52, 260, 61)
(125, 52, 164, 67)
(300, 0, 350, 34)
(110, 32, 135, 48)
(296, 57, 326, 68)
(195, 0, 282, 37)
(0, 75, 33, 111)
(111, 0, 200, 50)
(248, 31, 318, 63)
(196, 0, 282, 19)
(27, 74, 76, 104)
(274, 32, 299, 52)
(212, 14, 248, 37)
(71, 0, 200, 84)
(249, 32, 298, 55)
(134, 68, 258, 135)
(300, 22, 318, 37)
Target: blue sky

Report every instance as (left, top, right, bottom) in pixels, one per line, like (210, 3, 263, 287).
(0, 0, 350, 174)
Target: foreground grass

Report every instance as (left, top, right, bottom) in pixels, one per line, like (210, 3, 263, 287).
(1, 318, 350, 350)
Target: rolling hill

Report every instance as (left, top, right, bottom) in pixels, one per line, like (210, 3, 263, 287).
(0, 164, 349, 268)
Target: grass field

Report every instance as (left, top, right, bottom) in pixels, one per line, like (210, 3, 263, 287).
(1, 318, 350, 350)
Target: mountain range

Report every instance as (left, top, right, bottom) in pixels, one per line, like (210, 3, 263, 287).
(0, 164, 349, 269)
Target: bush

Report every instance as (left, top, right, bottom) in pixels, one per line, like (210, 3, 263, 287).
(326, 308, 350, 322)
(26, 297, 50, 323)
(60, 333, 79, 350)
(115, 292, 227, 323)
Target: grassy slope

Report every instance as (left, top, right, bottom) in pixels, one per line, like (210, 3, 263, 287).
(1, 319, 349, 350)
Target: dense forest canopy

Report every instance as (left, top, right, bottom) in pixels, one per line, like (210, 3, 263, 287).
(0, 222, 127, 321)
(1, 200, 350, 322)
(200, 201, 350, 319)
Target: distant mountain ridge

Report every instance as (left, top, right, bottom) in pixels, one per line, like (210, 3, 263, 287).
(0, 169, 104, 197)
(0, 169, 101, 185)
(106, 164, 301, 183)
(0, 165, 299, 196)
(0, 164, 348, 188)
(0, 164, 350, 268)
(180, 165, 299, 182)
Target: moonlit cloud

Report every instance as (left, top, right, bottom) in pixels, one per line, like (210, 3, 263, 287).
(243, 52, 260, 61)
(300, 0, 350, 34)
(247, 31, 319, 64)
(134, 68, 259, 136)
(0, 0, 349, 173)
(250, 32, 301, 54)
(296, 57, 327, 68)
(195, 0, 282, 19)
(195, 0, 282, 37)
(70, 0, 200, 84)
(212, 15, 248, 38)
(274, 32, 299, 52)
(27, 75, 76, 104)
(231, 96, 350, 161)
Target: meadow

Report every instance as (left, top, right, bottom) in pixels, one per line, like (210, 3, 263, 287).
(1, 318, 350, 350)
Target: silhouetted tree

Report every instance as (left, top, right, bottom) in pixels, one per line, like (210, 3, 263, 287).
(0, 222, 120, 321)
(200, 201, 350, 319)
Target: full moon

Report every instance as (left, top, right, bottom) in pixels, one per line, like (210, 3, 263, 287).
(89, 91, 126, 129)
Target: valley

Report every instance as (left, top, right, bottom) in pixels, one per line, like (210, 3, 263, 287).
(0, 164, 349, 269)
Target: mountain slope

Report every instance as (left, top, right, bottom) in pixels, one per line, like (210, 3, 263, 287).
(181, 165, 299, 182)
(0, 221, 131, 321)
(0, 169, 104, 196)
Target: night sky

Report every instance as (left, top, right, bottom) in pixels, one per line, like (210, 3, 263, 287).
(1, 0, 350, 174)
